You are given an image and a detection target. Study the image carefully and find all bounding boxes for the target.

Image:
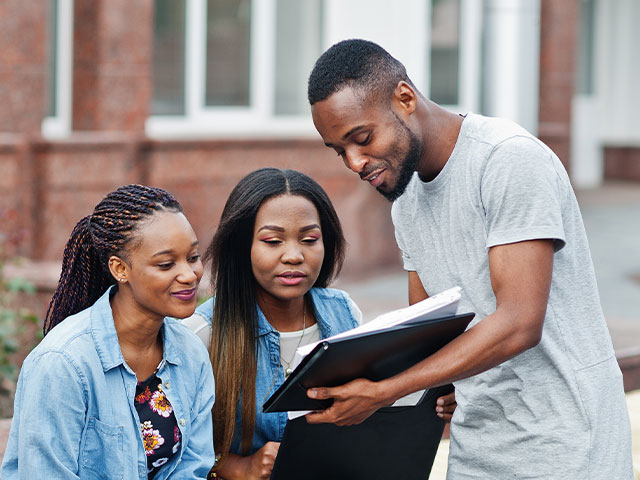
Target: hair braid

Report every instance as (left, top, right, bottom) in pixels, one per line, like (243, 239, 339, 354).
(43, 184, 183, 335)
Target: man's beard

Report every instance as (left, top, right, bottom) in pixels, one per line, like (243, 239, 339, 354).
(378, 131, 422, 202)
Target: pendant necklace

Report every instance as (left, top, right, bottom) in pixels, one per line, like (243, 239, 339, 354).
(281, 303, 306, 377)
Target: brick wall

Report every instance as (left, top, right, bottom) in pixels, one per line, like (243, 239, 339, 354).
(18, 135, 400, 280)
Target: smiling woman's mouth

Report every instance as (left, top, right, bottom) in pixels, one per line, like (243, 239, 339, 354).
(171, 288, 197, 301)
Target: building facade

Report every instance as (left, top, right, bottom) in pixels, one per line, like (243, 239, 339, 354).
(0, 0, 636, 286)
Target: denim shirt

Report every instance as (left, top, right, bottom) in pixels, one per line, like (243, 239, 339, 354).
(191, 288, 360, 454)
(1, 287, 215, 480)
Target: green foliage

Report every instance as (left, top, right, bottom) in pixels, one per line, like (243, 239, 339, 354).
(0, 259, 41, 384)
(0, 214, 41, 386)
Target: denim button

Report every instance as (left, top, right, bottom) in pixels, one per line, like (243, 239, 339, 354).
(165, 382, 171, 389)
(179, 418, 186, 426)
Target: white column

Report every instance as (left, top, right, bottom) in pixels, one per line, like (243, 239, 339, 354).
(481, 0, 540, 134)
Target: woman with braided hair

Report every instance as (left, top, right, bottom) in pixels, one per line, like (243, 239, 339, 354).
(1, 184, 215, 479)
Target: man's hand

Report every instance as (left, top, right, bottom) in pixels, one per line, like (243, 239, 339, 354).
(305, 378, 390, 426)
(435, 390, 456, 422)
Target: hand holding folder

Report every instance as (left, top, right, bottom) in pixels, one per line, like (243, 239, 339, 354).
(262, 286, 474, 414)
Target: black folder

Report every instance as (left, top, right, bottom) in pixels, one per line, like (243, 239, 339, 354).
(270, 384, 454, 480)
(263, 312, 474, 413)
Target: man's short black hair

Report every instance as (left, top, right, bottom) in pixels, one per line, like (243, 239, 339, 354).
(308, 39, 416, 105)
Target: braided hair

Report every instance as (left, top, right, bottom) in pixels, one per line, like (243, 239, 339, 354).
(43, 184, 183, 335)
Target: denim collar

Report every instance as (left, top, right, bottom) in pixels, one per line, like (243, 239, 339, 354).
(255, 288, 333, 338)
(90, 286, 182, 372)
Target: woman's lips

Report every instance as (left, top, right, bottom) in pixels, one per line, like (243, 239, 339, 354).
(171, 288, 197, 301)
(277, 272, 305, 286)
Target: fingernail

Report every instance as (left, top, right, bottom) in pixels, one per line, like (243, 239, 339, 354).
(436, 407, 443, 412)
(308, 389, 317, 398)
(436, 399, 443, 405)
(437, 413, 443, 418)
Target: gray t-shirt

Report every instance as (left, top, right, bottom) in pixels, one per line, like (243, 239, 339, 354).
(392, 113, 633, 479)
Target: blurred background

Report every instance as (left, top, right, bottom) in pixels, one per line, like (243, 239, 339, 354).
(0, 0, 639, 460)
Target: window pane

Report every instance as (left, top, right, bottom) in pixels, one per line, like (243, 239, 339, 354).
(576, 0, 595, 95)
(430, 0, 460, 105)
(45, 0, 58, 118)
(274, 0, 323, 115)
(205, 0, 251, 107)
(152, 0, 186, 115)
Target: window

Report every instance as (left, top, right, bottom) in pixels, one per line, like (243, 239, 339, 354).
(42, 0, 73, 138)
(205, 0, 252, 107)
(152, 0, 186, 115)
(148, 0, 324, 137)
(576, 0, 595, 96)
(274, 0, 324, 115)
(148, 0, 479, 137)
(426, 0, 481, 113)
(429, 0, 460, 105)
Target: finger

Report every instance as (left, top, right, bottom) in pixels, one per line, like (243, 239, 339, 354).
(437, 412, 454, 422)
(307, 386, 337, 400)
(304, 409, 333, 424)
(436, 400, 456, 412)
(436, 391, 456, 406)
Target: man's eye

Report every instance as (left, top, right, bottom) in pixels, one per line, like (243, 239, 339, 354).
(356, 135, 370, 145)
(158, 263, 173, 269)
(188, 254, 201, 263)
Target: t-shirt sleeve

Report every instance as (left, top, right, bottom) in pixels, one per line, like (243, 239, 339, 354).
(392, 203, 416, 271)
(481, 136, 567, 251)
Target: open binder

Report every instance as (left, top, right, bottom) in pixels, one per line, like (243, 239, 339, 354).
(263, 308, 474, 413)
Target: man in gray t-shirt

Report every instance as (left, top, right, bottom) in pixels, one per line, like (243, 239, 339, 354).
(304, 39, 633, 478)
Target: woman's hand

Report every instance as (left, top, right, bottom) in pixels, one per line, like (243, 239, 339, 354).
(435, 390, 456, 422)
(214, 442, 280, 480)
(243, 441, 280, 479)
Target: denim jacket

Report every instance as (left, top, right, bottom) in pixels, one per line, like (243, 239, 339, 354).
(1, 287, 215, 480)
(189, 287, 361, 454)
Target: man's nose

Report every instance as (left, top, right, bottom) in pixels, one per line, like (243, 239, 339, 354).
(343, 149, 369, 174)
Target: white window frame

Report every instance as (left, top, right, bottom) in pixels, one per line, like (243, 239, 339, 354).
(41, 0, 73, 139)
(147, 0, 317, 139)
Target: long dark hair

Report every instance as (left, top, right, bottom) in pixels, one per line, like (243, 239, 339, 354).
(206, 168, 345, 456)
(44, 184, 182, 335)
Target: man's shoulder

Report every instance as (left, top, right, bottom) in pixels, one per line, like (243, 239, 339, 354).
(463, 112, 533, 146)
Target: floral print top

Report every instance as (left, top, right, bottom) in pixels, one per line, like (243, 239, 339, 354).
(135, 374, 181, 479)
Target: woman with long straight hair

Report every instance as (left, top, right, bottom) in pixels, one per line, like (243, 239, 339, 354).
(2, 184, 215, 479)
(183, 168, 362, 479)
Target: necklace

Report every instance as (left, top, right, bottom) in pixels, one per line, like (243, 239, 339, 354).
(280, 304, 306, 377)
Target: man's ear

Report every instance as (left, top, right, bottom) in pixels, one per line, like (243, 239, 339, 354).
(108, 255, 129, 284)
(393, 81, 418, 116)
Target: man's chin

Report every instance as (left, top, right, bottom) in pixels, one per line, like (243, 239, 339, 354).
(377, 184, 405, 202)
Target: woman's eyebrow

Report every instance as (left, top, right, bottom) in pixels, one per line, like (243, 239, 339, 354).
(257, 225, 285, 233)
(300, 224, 321, 232)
